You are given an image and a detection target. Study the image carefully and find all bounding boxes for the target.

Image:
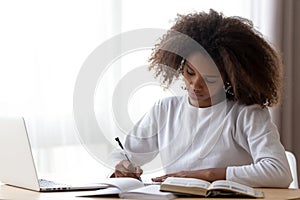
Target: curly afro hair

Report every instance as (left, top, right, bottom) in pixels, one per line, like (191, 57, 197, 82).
(148, 9, 283, 107)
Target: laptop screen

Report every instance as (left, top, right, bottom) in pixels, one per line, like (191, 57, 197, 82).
(0, 117, 41, 191)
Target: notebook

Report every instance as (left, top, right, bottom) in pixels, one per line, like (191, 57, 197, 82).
(0, 116, 107, 192)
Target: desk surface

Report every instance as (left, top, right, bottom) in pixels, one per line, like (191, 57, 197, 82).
(1, 184, 300, 200)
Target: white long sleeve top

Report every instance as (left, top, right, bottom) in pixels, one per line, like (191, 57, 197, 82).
(118, 95, 292, 188)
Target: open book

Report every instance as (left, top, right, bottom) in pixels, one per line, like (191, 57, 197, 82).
(160, 177, 264, 198)
(78, 178, 176, 200)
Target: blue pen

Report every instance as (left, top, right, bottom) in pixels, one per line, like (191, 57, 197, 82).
(115, 137, 142, 181)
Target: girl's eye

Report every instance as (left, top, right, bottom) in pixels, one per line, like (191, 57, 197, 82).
(186, 67, 195, 75)
(204, 76, 219, 84)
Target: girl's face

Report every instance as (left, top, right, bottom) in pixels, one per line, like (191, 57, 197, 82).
(183, 51, 225, 108)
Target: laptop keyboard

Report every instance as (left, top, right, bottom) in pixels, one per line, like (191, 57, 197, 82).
(39, 179, 70, 188)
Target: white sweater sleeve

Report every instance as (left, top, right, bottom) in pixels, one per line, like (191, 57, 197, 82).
(122, 102, 161, 166)
(226, 106, 292, 188)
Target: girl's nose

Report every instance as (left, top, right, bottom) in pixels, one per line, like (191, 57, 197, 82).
(189, 76, 205, 90)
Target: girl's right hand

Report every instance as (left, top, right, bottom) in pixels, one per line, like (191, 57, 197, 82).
(114, 160, 143, 180)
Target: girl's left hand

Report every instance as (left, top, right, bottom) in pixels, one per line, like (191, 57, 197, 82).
(151, 168, 226, 182)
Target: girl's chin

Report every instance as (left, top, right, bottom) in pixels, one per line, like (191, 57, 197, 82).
(188, 96, 211, 107)
(188, 93, 226, 107)
(188, 92, 209, 101)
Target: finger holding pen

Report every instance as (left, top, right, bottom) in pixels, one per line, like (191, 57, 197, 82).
(115, 160, 143, 179)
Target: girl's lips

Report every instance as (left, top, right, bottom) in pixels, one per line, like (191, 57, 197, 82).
(188, 90, 204, 99)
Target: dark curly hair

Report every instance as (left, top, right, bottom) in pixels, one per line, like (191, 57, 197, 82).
(148, 9, 283, 107)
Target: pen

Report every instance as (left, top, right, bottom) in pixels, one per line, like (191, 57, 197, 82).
(115, 137, 131, 162)
(115, 137, 142, 181)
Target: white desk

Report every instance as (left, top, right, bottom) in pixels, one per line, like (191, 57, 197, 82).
(1, 184, 300, 200)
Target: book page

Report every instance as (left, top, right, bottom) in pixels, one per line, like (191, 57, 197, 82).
(78, 187, 121, 197)
(77, 178, 145, 197)
(119, 185, 176, 200)
(97, 177, 144, 192)
(142, 176, 162, 186)
(163, 177, 211, 189)
(209, 180, 264, 198)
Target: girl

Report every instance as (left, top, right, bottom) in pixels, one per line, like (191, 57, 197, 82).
(113, 9, 292, 188)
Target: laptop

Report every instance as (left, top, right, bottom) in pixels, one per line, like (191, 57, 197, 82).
(0, 116, 107, 192)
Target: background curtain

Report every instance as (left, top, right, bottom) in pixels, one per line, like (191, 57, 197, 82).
(280, 0, 300, 183)
(251, 0, 300, 183)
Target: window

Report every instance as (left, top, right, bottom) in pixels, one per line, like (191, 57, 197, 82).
(0, 0, 252, 182)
